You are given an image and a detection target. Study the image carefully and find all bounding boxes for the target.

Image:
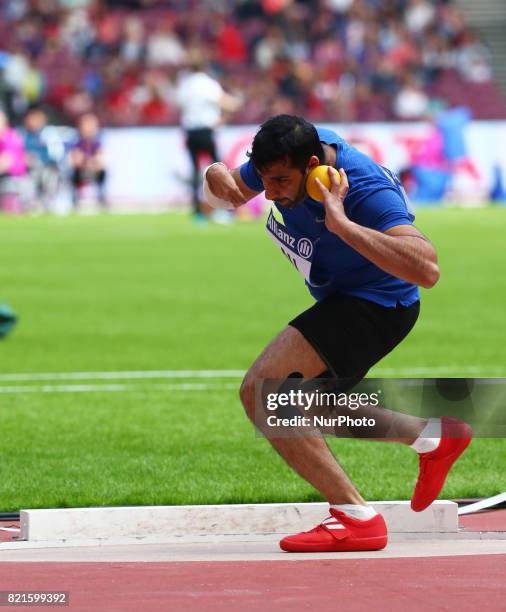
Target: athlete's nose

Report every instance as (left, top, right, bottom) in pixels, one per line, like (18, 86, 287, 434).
(265, 189, 280, 201)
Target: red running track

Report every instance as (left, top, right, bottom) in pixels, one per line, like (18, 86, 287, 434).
(1, 556, 505, 611)
(460, 509, 506, 532)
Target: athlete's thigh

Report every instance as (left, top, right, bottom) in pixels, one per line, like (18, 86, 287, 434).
(247, 325, 327, 380)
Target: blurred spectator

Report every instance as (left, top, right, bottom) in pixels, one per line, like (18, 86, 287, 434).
(421, 30, 456, 82)
(455, 31, 493, 83)
(2, 0, 29, 22)
(327, 0, 354, 13)
(254, 25, 287, 70)
(175, 53, 241, 220)
(0, 48, 45, 122)
(60, 8, 95, 58)
(120, 16, 146, 64)
(393, 75, 430, 120)
(399, 105, 479, 202)
(0, 107, 27, 212)
(130, 69, 175, 124)
(20, 105, 60, 212)
(404, 0, 435, 35)
(262, 0, 293, 15)
(215, 18, 248, 66)
(146, 20, 186, 67)
(69, 112, 107, 208)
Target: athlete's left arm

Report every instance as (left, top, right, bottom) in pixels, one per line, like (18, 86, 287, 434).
(316, 169, 440, 289)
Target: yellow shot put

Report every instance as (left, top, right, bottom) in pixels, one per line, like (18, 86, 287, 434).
(306, 165, 340, 202)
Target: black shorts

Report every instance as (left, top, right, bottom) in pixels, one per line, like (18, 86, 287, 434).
(186, 128, 218, 162)
(289, 293, 420, 387)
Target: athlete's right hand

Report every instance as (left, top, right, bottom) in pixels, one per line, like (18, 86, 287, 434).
(206, 163, 247, 207)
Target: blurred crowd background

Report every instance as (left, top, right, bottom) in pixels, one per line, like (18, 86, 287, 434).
(1, 0, 506, 214)
(1, 0, 505, 127)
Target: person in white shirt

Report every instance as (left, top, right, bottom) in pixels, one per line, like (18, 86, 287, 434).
(176, 54, 241, 220)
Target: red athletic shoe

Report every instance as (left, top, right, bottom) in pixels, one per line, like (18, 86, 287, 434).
(411, 416, 473, 512)
(279, 509, 387, 552)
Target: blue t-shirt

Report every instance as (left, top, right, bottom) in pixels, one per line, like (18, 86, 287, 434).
(240, 127, 419, 307)
(21, 129, 53, 166)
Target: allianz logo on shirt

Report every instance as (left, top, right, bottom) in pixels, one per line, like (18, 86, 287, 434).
(297, 238, 313, 259)
(267, 212, 313, 259)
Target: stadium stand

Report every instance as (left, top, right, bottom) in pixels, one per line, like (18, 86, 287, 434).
(454, 0, 506, 95)
(0, 0, 505, 126)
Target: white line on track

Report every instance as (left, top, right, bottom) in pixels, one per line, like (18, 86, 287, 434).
(0, 370, 246, 382)
(371, 366, 505, 376)
(0, 368, 503, 395)
(0, 382, 240, 394)
(0, 366, 504, 384)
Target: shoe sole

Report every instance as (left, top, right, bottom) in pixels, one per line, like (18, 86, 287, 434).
(279, 535, 388, 553)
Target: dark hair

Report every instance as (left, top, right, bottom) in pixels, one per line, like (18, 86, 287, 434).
(25, 104, 47, 116)
(248, 115, 324, 172)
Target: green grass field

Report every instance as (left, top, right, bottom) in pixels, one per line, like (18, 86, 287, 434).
(1, 208, 505, 511)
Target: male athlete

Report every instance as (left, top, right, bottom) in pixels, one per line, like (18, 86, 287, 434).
(204, 115, 472, 552)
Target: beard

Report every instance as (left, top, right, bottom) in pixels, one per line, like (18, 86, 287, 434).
(278, 173, 309, 208)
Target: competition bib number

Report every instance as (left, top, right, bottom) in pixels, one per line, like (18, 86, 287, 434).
(266, 210, 314, 283)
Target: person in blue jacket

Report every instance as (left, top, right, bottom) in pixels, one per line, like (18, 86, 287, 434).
(203, 115, 472, 553)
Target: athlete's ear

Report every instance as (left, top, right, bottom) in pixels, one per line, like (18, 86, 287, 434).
(308, 155, 320, 170)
